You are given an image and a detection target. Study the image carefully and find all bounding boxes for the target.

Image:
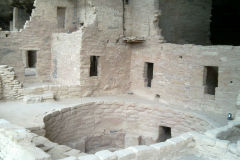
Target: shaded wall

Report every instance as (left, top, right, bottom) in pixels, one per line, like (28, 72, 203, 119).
(159, 0, 212, 44)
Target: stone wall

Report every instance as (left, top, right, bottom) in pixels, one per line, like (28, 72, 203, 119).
(130, 43, 240, 115)
(0, 119, 239, 160)
(205, 121, 240, 143)
(158, 0, 212, 44)
(77, 0, 131, 96)
(44, 101, 213, 153)
(13, 7, 30, 31)
(0, 65, 23, 100)
(0, 0, 76, 83)
(51, 30, 82, 85)
(124, 0, 159, 39)
(0, 119, 50, 160)
(50, 0, 131, 96)
(123, 0, 211, 44)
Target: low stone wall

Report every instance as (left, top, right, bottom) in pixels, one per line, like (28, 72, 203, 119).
(44, 101, 213, 153)
(195, 124, 240, 159)
(23, 84, 82, 99)
(0, 119, 239, 160)
(0, 65, 23, 100)
(0, 119, 85, 160)
(0, 119, 50, 160)
(205, 121, 240, 143)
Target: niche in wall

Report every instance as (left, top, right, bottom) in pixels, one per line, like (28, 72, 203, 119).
(57, 7, 66, 29)
(157, 126, 172, 142)
(90, 56, 99, 77)
(23, 50, 37, 76)
(27, 50, 37, 68)
(144, 62, 154, 88)
(203, 66, 218, 95)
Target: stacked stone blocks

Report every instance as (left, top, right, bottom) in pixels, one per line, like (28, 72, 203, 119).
(0, 65, 23, 100)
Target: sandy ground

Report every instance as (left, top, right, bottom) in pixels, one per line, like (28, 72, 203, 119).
(0, 95, 228, 129)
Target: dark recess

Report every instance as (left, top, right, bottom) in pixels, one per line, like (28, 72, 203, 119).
(144, 62, 154, 88)
(211, 0, 240, 45)
(157, 126, 171, 142)
(90, 56, 99, 77)
(204, 66, 218, 95)
(27, 50, 37, 68)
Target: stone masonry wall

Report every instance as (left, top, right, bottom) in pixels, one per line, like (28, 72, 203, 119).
(0, 65, 23, 100)
(77, 0, 131, 96)
(0, 0, 76, 83)
(124, 0, 211, 44)
(0, 119, 239, 160)
(0, 119, 50, 160)
(51, 0, 131, 96)
(51, 30, 82, 85)
(128, 0, 240, 115)
(130, 43, 240, 115)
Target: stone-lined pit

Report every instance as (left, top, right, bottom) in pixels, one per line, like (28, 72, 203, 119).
(43, 101, 213, 153)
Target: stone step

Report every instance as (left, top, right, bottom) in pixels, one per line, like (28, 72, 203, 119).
(23, 92, 55, 104)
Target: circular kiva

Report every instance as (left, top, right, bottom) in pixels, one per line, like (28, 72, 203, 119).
(43, 101, 214, 153)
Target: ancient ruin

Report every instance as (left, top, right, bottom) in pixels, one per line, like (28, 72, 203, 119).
(0, 0, 240, 159)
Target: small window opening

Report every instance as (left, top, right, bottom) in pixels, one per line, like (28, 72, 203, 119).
(144, 62, 154, 87)
(155, 94, 160, 98)
(5, 34, 9, 37)
(90, 56, 99, 77)
(125, 0, 129, 5)
(57, 7, 66, 29)
(157, 126, 171, 142)
(203, 66, 218, 95)
(27, 50, 37, 68)
(138, 136, 143, 145)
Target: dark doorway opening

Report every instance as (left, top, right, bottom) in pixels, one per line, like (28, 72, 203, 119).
(27, 50, 37, 68)
(210, 0, 240, 45)
(90, 56, 99, 77)
(204, 66, 218, 95)
(157, 126, 171, 142)
(57, 7, 66, 29)
(144, 62, 154, 88)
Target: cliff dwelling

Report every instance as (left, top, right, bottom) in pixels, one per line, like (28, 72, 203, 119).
(0, 0, 240, 160)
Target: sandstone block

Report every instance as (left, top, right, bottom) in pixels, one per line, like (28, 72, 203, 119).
(128, 145, 158, 160)
(114, 148, 136, 160)
(78, 155, 100, 160)
(125, 134, 140, 148)
(95, 150, 117, 160)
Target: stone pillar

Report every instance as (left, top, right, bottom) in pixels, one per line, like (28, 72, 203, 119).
(13, 7, 29, 31)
